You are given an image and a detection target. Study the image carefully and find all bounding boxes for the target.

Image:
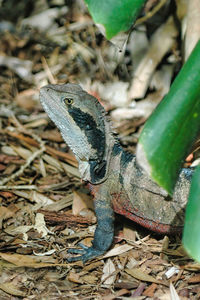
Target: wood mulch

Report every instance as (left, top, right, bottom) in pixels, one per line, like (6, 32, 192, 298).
(0, 0, 199, 299)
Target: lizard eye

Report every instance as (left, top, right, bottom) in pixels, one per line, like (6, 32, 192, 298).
(63, 98, 74, 105)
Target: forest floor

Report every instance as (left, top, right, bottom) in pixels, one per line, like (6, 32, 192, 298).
(0, 0, 200, 299)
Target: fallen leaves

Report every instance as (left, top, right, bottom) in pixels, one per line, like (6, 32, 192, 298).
(0, 282, 26, 297)
(0, 204, 19, 229)
(0, 0, 200, 299)
(125, 267, 167, 286)
(101, 259, 116, 285)
(0, 252, 68, 268)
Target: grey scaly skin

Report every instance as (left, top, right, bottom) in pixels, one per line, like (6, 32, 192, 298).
(39, 83, 193, 263)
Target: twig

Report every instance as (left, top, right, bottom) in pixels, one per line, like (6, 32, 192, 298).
(0, 185, 37, 190)
(41, 56, 57, 84)
(135, 0, 168, 26)
(0, 146, 45, 185)
(0, 114, 46, 185)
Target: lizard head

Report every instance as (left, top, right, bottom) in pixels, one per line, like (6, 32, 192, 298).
(40, 83, 114, 184)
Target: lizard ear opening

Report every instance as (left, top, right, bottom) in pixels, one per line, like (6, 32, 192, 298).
(89, 160, 107, 184)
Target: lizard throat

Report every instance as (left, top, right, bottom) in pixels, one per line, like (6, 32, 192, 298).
(67, 105, 111, 184)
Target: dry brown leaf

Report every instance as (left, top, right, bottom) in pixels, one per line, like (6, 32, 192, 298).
(170, 282, 180, 300)
(33, 249, 56, 256)
(150, 64, 173, 97)
(101, 258, 116, 285)
(0, 2, 199, 299)
(4, 225, 32, 237)
(1, 146, 18, 156)
(0, 252, 68, 268)
(159, 292, 173, 300)
(24, 118, 48, 128)
(13, 190, 54, 207)
(72, 190, 94, 215)
(126, 257, 139, 269)
(42, 153, 80, 177)
(0, 55, 33, 81)
(68, 271, 83, 284)
(83, 260, 103, 271)
(123, 225, 136, 242)
(42, 153, 63, 171)
(175, 0, 187, 20)
(61, 161, 80, 177)
(184, 0, 200, 60)
(0, 252, 46, 266)
(132, 282, 146, 297)
(15, 89, 38, 111)
(0, 205, 18, 229)
(79, 208, 96, 222)
(4, 213, 51, 240)
(163, 246, 188, 257)
(79, 237, 93, 248)
(34, 212, 53, 237)
(125, 268, 167, 286)
(44, 193, 73, 212)
(31, 191, 54, 207)
(11, 145, 32, 160)
(92, 81, 129, 107)
(0, 282, 26, 297)
(40, 129, 63, 142)
(161, 235, 169, 260)
(3, 164, 18, 175)
(103, 244, 133, 259)
(143, 283, 157, 297)
(102, 288, 129, 300)
(6, 131, 78, 167)
(0, 164, 6, 171)
(0, 191, 15, 198)
(39, 157, 46, 177)
(129, 16, 178, 99)
(111, 91, 163, 122)
(81, 274, 98, 284)
(188, 273, 200, 283)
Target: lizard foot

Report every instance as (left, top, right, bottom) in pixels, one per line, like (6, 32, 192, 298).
(67, 243, 105, 263)
(67, 204, 114, 263)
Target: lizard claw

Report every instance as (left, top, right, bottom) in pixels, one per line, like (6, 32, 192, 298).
(67, 243, 104, 263)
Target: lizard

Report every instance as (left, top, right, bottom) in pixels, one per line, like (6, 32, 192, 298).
(39, 83, 193, 263)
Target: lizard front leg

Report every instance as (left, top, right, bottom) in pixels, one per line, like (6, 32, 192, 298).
(67, 191, 114, 263)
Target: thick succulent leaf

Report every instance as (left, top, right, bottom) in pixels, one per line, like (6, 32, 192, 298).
(84, 0, 146, 39)
(137, 40, 200, 195)
(183, 166, 200, 262)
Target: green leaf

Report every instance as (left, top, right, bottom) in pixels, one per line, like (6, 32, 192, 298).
(84, 0, 146, 39)
(183, 166, 200, 262)
(137, 40, 200, 195)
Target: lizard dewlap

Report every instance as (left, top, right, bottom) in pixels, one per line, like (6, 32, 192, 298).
(40, 83, 193, 263)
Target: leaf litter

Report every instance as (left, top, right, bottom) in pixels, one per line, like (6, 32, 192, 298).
(0, 0, 200, 299)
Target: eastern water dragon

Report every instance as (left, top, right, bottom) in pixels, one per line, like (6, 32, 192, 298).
(40, 83, 193, 262)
